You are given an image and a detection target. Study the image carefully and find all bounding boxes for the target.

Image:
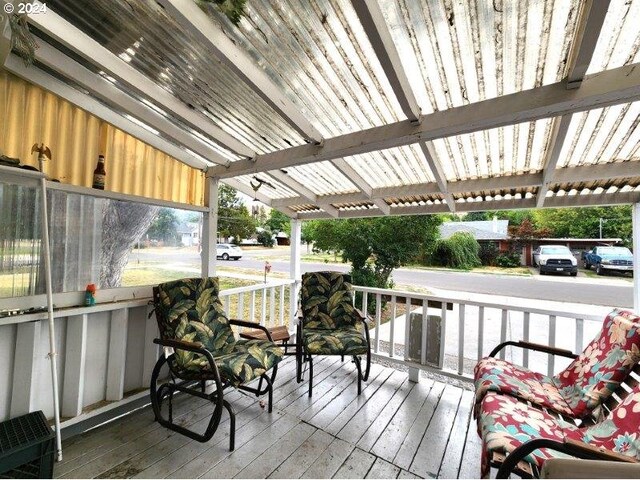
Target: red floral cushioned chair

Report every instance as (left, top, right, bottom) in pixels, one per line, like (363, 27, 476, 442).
(474, 309, 640, 420)
(478, 388, 640, 478)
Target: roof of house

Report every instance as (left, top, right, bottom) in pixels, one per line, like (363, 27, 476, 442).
(439, 220, 510, 241)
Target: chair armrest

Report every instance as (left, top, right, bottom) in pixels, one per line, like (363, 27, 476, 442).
(153, 338, 204, 350)
(489, 340, 578, 359)
(355, 308, 374, 328)
(228, 319, 274, 341)
(541, 458, 640, 478)
(563, 438, 638, 463)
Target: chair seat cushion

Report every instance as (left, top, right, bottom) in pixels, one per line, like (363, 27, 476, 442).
(303, 327, 369, 355)
(474, 357, 574, 417)
(214, 339, 284, 387)
(478, 392, 580, 477)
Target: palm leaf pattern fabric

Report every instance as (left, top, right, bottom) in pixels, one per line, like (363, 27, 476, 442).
(300, 272, 368, 356)
(155, 277, 283, 386)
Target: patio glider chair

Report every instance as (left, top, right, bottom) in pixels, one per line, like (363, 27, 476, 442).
(473, 309, 640, 421)
(149, 277, 283, 450)
(477, 385, 640, 478)
(296, 271, 371, 396)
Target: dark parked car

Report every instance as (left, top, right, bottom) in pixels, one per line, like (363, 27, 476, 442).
(583, 246, 633, 276)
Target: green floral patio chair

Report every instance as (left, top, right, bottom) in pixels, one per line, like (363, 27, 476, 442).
(297, 271, 371, 396)
(150, 277, 283, 450)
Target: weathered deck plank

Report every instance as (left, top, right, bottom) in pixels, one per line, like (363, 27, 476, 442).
(57, 358, 480, 479)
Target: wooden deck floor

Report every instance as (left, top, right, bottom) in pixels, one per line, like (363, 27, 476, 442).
(55, 357, 482, 479)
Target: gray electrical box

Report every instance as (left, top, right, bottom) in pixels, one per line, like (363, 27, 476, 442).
(407, 312, 443, 369)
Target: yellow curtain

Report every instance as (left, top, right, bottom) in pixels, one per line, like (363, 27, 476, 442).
(0, 70, 204, 206)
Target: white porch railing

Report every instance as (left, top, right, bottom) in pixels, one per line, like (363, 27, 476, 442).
(353, 285, 607, 382)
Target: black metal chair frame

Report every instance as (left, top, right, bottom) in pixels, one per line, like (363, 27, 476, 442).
(296, 309, 371, 397)
(149, 289, 279, 451)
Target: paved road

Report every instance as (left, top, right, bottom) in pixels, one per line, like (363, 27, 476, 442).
(132, 248, 634, 307)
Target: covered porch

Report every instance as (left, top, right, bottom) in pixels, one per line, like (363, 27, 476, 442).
(0, 0, 640, 478)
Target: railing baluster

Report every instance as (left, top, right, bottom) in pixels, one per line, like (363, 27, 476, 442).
(374, 293, 381, 353)
(439, 302, 447, 370)
(250, 290, 256, 322)
(389, 295, 396, 357)
(270, 287, 276, 327)
(404, 298, 411, 362)
(224, 296, 230, 317)
(477, 306, 485, 361)
(575, 318, 584, 353)
(261, 289, 267, 326)
(500, 309, 508, 361)
(279, 284, 285, 326)
(523, 312, 530, 368)
(362, 292, 368, 317)
(548, 315, 556, 377)
(458, 304, 465, 375)
(421, 300, 428, 365)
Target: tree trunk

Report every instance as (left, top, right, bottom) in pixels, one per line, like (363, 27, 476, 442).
(100, 200, 159, 288)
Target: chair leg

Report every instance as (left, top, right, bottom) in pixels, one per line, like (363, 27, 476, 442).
(223, 399, 235, 451)
(363, 348, 371, 381)
(308, 354, 314, 397)
(354, 356, 362, 395)
(260, 373, 274, 413)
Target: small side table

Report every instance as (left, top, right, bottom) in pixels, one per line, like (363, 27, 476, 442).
(239, 325, 296, 355)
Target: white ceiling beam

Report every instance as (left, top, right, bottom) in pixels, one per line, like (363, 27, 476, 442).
(565, 0, 611, 89)
(3, 54, 208, 170)
(28, 3, 255, 158)
(157, 0, 322, 145)
(419, 142, 455, 212)
(265, 170, 338, 218)
(211, 62, 640, 179)
(536, 115, 573, 208)
(351, 0, 420, 121)
(331, 158, 373, 197)
(270, 161, 639, 209)
(32, 41, 229, 167)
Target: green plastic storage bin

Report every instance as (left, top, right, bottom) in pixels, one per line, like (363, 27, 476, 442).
(0, 411, 55, 478)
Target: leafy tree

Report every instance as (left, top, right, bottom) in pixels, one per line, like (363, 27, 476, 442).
(462, 211, 491, 222)
(305, 216, 442, 289)
(533, 206, 632, 246)
(257, 229, 275, 247)
(146, 208, 179, 244)
(265, 209, 291, 235)
(430, 232, 481, 269)
(218, 184, 255, 242)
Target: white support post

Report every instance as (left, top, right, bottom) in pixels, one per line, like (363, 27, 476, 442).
(633, 202, 640, 312)
(62, 315, 87, 418)
(10, 321, 41, 417)
(289, 219, 302, 329)
(202, 177, 219, 277)
(106, 308, 129, 401)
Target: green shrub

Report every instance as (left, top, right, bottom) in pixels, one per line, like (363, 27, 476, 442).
(430, 232, 481, 269)
(479, 242, 499, 266)
(351, 264, 393, 315)
(495, 250, 521, 267)
(256, 229, 275, 247)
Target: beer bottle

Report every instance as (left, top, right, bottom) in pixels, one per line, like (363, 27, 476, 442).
(92, 155, 106, 190)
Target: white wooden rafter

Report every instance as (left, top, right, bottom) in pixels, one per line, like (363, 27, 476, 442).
(265, 171, 339, 218)
(4, 54, 209, 169)
(221, 177, 298, 219)
(331, 158, 391, 214)
(28, 2, 255, 159)
(156, 0, 323, 145)
(419, 142, 455, 212)
(536, 115, 573, 208)
(30, 41, 229, 167)
(565, 0, 611, 89)
(210, 62, 640, 179)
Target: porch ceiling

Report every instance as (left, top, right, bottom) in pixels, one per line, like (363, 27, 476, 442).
(11, 0, 640, 217)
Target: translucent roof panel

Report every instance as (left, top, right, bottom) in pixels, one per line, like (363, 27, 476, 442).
(431, 118, 554, 181)
(203, 0, 405, 136)
(586, 0, 640, 75)
(381, 0, 580, 114)
(47, 0, 307, 156)
(346, 145, 436, 189)
(283, 162, 359, 196)
(559, 102, 640, 167)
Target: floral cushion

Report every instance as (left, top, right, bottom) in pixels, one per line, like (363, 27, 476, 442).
(553, 309, 640, 417)
(474, 309, 640, 419)
(303, 326, 369, 355)
(301, 272, 359, 330)
(154, 277, 283, 384)
(214, 339, 284, 387)
(474, 357, 574, 417)
(478, 387, 640, 477)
